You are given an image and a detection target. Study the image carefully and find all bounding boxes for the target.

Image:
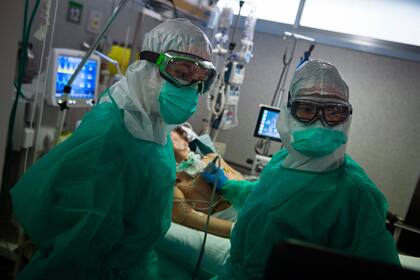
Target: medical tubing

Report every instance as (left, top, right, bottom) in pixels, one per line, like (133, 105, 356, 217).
(25, 0, 57, 171)
(173, 199, 220, 211)
(192, 156, 221, 280)
(2, 0, 40, 191)
(8, 0, 36, 150)
(176, 176, 221, 211)
(32, 0, 59, 163)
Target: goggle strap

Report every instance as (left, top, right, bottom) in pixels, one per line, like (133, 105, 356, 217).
(156, 53, 165, 65)
(139, 51, 162, 65)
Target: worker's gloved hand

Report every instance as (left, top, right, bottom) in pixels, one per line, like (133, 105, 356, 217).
(201, 163, 228, 193)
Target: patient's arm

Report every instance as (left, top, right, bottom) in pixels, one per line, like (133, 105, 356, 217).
(172, 187, 233, 238)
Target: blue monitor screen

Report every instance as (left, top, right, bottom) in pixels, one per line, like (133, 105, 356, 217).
(56, 55, 98, 99)
(255, 107, 281, 142)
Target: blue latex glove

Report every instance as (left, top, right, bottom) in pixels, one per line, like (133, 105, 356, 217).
(201, 162, 228, 192)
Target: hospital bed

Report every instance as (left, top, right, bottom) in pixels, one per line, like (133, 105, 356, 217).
(155, 126, 230, 279)
(156, 223, 230, 279)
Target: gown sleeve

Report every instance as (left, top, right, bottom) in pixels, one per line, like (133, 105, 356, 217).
(221, 180, 259, 209)
(348, 184, 401, 265)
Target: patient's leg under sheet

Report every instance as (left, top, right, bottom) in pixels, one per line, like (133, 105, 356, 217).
(156, 223, 231, 279)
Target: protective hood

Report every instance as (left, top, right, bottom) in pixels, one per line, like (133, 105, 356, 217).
(101, 18, 212, 145)
(277, 59, 351, 172)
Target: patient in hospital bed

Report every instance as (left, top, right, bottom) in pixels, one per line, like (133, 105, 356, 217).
(170, 127, 244, 238)
(155, 128, 243, 279)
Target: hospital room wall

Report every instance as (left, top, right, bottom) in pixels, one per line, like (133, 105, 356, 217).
(25, 0, 163, 141)
(29, 0, 143, 75)
(188, 30, 420, 218)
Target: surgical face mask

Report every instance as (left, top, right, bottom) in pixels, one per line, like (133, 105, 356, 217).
(291, 126, 347, 158)
(159, 80, 199, 124)
(277, 104, 351, 172)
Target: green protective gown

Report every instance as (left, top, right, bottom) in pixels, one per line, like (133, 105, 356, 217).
(218, 149, 400, 279)
(11, 93, 176, 280)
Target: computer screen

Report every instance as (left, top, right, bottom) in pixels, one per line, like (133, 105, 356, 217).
(55, 55, 98, 99)
(264, 240, 420, 279)
(46, 48, 101, 108)
(254, 105, 281, 142)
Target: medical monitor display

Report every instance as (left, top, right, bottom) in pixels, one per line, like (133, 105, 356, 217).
(55, 55, 98, 99)
(254, 105, 281, 142)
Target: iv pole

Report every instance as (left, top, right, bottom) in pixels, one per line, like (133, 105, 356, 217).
(257, 0, 315, 156)
(53, 0, 129, 145)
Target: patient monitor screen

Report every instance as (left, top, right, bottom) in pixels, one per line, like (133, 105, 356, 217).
(254, 105, 281, 142)
(56, 55, 98, 99)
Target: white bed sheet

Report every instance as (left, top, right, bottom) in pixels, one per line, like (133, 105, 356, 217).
(399, 254, 420, 272)
(156, 222, 231, 280)
(157, 224, 420, 279)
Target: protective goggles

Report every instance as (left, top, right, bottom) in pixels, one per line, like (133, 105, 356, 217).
(288, 97, 353, 127)
(140, 50, 216, 93)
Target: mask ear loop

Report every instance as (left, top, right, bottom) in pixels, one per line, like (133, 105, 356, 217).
(139, 51, 162, 64)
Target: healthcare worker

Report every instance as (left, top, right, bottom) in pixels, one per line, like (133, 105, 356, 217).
(203, 59, 400, 279)
(11, 19, 215, 280)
